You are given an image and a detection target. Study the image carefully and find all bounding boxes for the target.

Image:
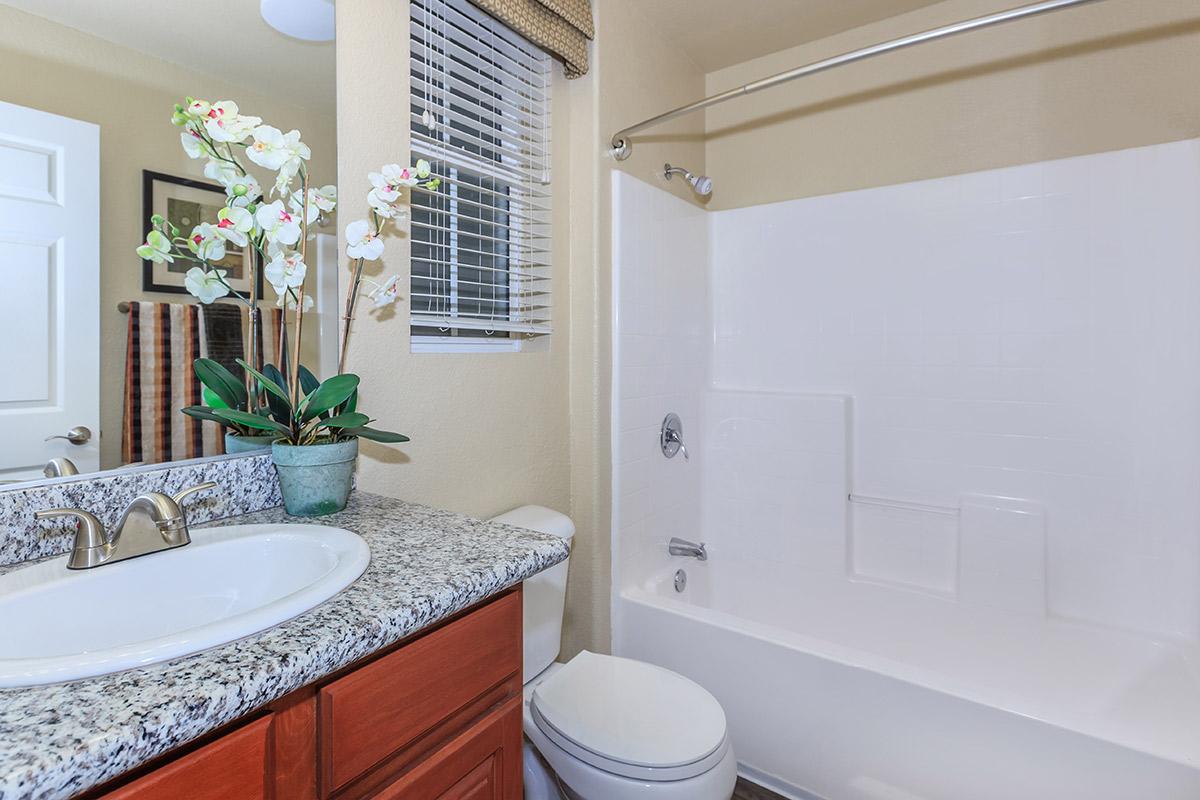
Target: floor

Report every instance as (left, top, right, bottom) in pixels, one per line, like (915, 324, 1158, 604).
(734, 777, 790, 800)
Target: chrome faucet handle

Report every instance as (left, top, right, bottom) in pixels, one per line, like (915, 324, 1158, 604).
(172, 481, 218, 506)
(34, 508, 108, 549)
(161, 481, 219, 530)
(661, 413, 690, 461)
(34, 508, 113, 569)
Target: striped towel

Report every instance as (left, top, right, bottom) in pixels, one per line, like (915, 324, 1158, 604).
(121, 301, 245, 464)
(121, 303, 294, 465)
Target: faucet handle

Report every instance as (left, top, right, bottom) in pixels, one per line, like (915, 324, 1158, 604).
(33, 508, 108, 550)
(172, 481, 218, 506)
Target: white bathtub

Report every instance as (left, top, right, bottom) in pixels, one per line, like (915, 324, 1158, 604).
(614, 557, 1200, 800)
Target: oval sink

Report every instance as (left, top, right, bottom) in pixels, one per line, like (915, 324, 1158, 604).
(0, 523, 370, 687)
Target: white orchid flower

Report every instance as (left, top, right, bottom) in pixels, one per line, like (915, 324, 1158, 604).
(367, 187, 398, 219)
(215, 206, 254, 248)
(255, 200, 301, 246)
(226, 175, 262, 209)
(186, 98, 212, 118)
(188, 223, 226, 262)
(247, 125, 310, 174)
(265, 250, 307, 292)
(368, 163, 421, 204)
(275, 289, 314, 311)
(311, 184, 337, 213)
(287, 189, 320, 225)
(345, 219, 384, 260)
(180, 129, 214, 160)
(272, 166, 296, 198)
(204, 158, 240, 188)
(367, 275, 402, 308)
(184, 267, 230, 304)
(136, 230, 174, 263)
(203, 101, 261, 144)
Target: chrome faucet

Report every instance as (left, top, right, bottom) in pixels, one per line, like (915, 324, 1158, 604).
(43, 457, 79, 478)
(668, 537, 707, 561)
(661, 413, 689, 461)
(34, 481, 218, 569)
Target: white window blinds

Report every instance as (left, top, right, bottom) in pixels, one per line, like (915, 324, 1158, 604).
(409, 0, 553, 340)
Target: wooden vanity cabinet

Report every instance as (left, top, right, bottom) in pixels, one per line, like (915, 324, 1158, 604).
(86, 587, 523, 800)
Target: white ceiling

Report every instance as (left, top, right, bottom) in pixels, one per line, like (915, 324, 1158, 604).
(634, 0, 951, 73)
(0, 0, 335, 113)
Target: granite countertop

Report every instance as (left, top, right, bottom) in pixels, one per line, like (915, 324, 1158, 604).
(0, 492, 570, 800)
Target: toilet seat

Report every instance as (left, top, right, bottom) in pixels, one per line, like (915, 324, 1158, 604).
(528, 651, 729, 782)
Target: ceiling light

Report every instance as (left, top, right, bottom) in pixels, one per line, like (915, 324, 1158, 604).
(260, 0, 335, 42)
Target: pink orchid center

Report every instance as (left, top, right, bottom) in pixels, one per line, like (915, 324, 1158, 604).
(217, 218, 234, 229)
(280, 211, 293, 223)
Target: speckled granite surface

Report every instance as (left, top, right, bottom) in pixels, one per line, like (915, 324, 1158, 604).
(0, 492, 569, 800)
(0, 454, 281, 567)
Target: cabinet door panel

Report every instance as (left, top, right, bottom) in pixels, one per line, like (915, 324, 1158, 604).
(372, 696, 522, 800)
(321, 591, 521, 792)
(98, 715, 271, 800)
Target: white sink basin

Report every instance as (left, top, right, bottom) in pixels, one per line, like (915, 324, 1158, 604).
(0, 523, 370, 687)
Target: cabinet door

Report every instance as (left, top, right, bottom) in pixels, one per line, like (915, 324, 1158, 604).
(372, 697, 522, 800)
(97, 715, 271, 800)
(320, 590, 522, 794)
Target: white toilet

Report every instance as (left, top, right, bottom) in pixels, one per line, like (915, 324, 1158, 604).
(490, 506, 738, 800)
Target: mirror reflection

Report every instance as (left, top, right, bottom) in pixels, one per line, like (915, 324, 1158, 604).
(0, 0, 337, 483)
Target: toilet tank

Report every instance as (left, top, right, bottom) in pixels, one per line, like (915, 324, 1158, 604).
(489, 505, 574, 683)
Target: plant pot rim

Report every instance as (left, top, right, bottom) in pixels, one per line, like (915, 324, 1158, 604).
(271, 437, 359, 449)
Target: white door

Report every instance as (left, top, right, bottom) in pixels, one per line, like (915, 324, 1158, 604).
(0, 101, 99, 480)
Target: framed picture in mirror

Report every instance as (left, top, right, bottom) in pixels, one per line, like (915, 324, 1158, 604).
(140, 170, 262, 296)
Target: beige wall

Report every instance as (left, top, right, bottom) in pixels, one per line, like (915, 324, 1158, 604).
(561, 0, 707, 657)
(336, 0, 706, 658)
(705, 0, 1200, 210)
(336, 0, 571, 525)
(0, 6, 336, 469)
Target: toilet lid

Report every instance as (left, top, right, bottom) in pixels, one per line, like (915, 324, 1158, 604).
(529, 651, 728, 780)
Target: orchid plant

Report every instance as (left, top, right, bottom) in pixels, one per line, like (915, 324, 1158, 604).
(137, 96, 440, 447)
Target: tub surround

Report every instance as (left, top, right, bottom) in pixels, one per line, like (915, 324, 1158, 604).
(0, 492, 570, 800)
(0, 454, 282, 567)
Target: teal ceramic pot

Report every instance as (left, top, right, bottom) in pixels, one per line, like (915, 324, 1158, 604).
(224, 432, 276, 454)
(271, 438, 358, 517)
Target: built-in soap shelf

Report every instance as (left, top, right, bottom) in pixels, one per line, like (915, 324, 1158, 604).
(847, 492, 1047, 617)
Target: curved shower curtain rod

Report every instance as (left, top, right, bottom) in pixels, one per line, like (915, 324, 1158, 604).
(609, 0, 1109, 161)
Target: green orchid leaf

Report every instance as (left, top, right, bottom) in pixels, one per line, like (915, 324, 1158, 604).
(301, 374, 360, 422)
(194, 358, 246, 409)
(261, 363, 294, 424)
(298, 364, 321, 397)
(341, 426, 410, 443)
(212, 408, 291, 435)
(236, 358, 292, 408)
(320, 412, 370, 429)
(181, 405, 225, 424)
(201, 386, 229, 410)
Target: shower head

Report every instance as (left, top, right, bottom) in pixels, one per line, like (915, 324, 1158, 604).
(664, 163, 712, 197)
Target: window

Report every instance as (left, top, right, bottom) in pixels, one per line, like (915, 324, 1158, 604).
(409, 0, 553, 350)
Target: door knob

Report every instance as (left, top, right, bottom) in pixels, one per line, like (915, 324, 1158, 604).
(45, 426, 92, 445)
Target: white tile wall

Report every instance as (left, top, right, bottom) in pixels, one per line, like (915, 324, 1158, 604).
(709, 140, 1200, 639)
(615, 139, 1200, 641)
(702, 391, 849, 573)
(612, 173, 709, 587)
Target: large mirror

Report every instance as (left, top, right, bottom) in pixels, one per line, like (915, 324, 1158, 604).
(0, 0, 338, 484)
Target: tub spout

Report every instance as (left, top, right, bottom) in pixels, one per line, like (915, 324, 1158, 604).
(669, 537, 707, 561)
